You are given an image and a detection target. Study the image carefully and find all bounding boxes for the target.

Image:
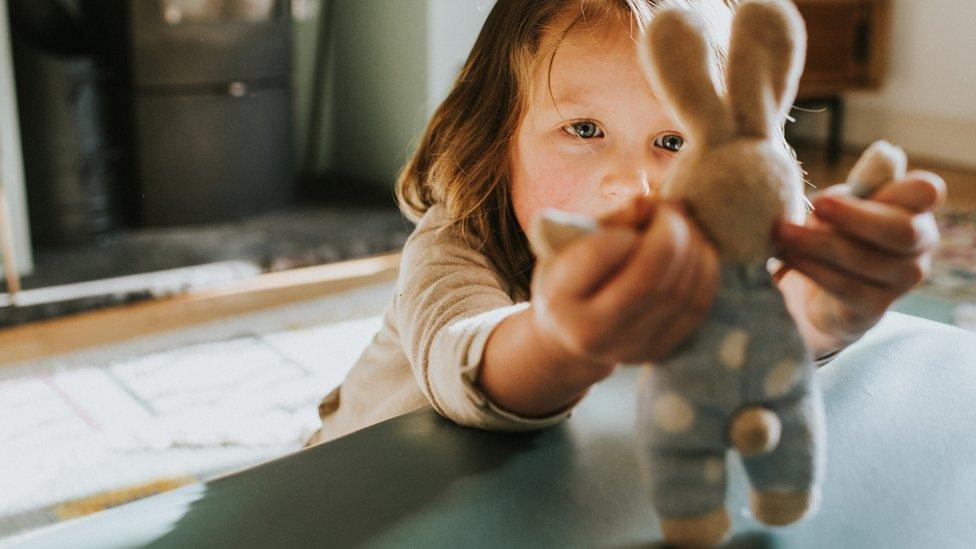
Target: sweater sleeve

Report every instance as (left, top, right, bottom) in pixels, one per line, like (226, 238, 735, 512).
(395, 206, 576, 431)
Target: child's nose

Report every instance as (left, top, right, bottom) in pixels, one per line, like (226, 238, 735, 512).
(600, 170, 651, 200)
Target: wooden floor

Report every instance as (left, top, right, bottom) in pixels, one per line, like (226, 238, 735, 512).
(795, 146, 976, 210)
(0, 253, 400, 365)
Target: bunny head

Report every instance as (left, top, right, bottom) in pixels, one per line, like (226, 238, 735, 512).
(639, 0, 807, 264)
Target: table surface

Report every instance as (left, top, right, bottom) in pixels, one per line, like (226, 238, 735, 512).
(13, 312, 976, 548)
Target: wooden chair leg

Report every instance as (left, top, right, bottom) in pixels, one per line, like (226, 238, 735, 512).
(0, 183, 22, 295)
(826, 96, 845, 167)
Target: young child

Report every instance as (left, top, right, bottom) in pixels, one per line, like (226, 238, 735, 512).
(304, 0, 944, 446)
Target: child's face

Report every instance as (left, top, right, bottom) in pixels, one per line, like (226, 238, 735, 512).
(511, 21, 686, 232)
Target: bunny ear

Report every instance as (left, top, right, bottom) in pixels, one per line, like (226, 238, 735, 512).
(529, 209, 597, 259)
(726, 0, 807, 137)
(639, 8, 733, 145)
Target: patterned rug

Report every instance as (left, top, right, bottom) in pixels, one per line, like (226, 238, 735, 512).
(908, 207, 976, 330)
(0, 281, 393, 542)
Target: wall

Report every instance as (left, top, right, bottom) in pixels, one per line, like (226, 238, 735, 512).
(0, 0, 33, 277)
(793, 0, 976, 169)
(327, 0, 430, 190)
(292, 0, 321, 170)
(297, 0, 494, 192)
(425, 0, 494, 114)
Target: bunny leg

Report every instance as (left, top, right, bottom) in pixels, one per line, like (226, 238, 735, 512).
(740, 388, 826, 525)
(640, 447, 731, 547)
(637, 377, 732, 545)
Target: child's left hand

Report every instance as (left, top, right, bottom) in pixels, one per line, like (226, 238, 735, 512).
(773, 170, 947, 354)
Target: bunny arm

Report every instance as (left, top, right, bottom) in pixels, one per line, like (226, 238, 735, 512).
(528, 208, 598, 260)
(845, 140, 908, 199)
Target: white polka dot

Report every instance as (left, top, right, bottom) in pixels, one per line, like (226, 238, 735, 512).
(764, 359, 800, 397)
(718, 329, 749, 369)
(652, 393, 696, 433)
(704, 457, 725, 484)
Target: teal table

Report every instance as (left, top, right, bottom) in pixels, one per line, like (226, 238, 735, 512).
(13, 313, 976, 548)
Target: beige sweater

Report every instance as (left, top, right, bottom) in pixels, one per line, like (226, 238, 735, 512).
(305, 204, 574, 446)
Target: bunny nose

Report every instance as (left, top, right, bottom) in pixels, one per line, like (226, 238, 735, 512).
(601, 170, 651, 200)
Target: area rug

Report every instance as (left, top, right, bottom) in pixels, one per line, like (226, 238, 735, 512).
(909, 207, 976, 331)
(0, 281, 394, 541)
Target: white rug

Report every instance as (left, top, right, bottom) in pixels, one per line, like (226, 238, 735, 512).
(0, 281, 394, 540)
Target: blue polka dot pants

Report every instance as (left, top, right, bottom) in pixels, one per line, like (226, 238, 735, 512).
(635, 264, 827, 520)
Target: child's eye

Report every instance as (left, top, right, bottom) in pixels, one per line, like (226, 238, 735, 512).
(654, 133, 685, 153)
(564, 120, 604, 139)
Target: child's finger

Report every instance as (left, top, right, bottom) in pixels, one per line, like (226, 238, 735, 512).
(651, 235, 719, 358)
(607, 241, 703, 363)
(868, 170, 947, 213)
(627, 217, 707, 327)
(544, 228, 639, 298)
(597, 195, 657, 229)
(807, 183, 852, 203)
(809, 195, 938, 256)
(778, 225, 925, 291)
(593, 204, 692, 316)
(785, 256, 892, 320)
(660, 218, 718, 318)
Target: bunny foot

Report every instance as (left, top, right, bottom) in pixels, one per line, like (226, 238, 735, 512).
(660, 507, 731, 547)
(749, 489, 817, 526)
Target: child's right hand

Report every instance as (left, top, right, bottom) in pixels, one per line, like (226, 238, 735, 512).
(531, 198, 720, 369)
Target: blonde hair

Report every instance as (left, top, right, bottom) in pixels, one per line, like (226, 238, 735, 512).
(396, 0, 738, 300)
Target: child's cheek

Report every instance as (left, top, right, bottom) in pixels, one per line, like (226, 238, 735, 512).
(514, 171, 591, 232)
(513, 154, 585, 226)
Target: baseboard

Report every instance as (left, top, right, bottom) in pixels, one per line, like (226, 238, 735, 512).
(790, 104, 976, 172)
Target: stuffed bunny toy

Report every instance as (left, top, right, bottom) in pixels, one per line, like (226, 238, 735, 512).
(528, 0, 906, 546)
